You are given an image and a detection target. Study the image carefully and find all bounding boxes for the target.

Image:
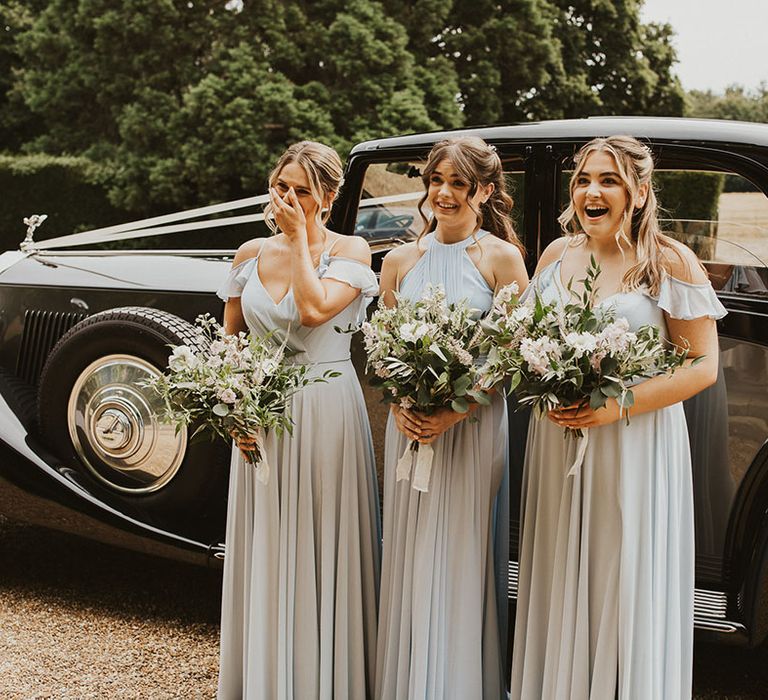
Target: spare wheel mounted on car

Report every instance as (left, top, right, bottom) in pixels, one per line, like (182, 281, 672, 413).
(38, 306, 229, 514)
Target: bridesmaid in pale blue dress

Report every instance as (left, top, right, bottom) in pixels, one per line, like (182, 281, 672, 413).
(216, 142, 380, 699)
(375, 137, 529, 700)
(510, 136, 726, 700)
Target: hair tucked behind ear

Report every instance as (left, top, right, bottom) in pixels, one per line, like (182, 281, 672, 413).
(264, 141, 343, 236)
(558, 135, 678, 296)
(417, 137, 525, 255)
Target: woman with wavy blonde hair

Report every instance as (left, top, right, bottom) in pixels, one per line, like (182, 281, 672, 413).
(510, 135, 726, 700)
(216, 141, 380, 699)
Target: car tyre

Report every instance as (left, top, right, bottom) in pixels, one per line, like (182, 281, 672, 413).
(38, 307, 229, 518)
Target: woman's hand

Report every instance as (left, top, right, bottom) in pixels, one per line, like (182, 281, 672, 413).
(415, 407, 469, 443)
(393, 406, 471, 444)
(547, 398, 622, 430)
(391, 405, 423, 441)
(232, 432, 258, 461)
(269, 186, 307, 241)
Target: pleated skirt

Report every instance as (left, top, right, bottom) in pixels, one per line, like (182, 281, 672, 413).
(511, 404, 694, 700)
(218, 363, 381, 700)
(376, 394, 509, 700)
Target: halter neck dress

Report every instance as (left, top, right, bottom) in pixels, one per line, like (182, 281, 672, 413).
(216, 244, 381, 700)
(375, 230, 510, 700)
(510, 252, 727, 700)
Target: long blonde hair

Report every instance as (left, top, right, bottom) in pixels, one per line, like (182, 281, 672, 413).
(417, 137, 525, 255)
(558, 135, 677, 296)
(264, 141, 343, 236)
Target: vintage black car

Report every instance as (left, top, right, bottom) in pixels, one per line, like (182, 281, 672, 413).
(2, 117, 768, 650)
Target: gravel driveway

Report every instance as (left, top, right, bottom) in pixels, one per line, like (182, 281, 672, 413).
(1, 517, 767, 699)
(0, 518, 221, 699)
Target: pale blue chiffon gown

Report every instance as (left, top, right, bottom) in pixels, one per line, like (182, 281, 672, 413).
(216, 246, 381, 700)
(375, 230, 510, 700)
(510, 255, 727, 700)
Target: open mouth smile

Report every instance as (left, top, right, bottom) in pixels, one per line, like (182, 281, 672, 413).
(436, 201, 459, 211)
(585, 205, 609, 220)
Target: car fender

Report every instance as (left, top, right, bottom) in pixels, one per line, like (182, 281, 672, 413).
(0, 382, 215, 567)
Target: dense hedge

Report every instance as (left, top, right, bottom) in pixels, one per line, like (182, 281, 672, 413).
(0, 154, 267, 252)
(0, 154, 132, 252)
(655, 171, 725, 259)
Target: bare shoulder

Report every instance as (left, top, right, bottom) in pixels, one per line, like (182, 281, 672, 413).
(482, 234, 525, 264)
(659, 235, 709, 284)
(536, 236, 571, 273)
(232, 237, 266, 266)
(329, 233, 372, 265)
(382, 239, 422, 268)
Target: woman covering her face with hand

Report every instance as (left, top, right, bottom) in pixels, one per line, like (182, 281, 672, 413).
(216, 141, 380, 700)
(510, 135, 726, 700)
(375, 136, 529, 700)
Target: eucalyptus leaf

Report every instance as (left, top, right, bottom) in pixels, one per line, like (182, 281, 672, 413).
(451, 397, 469, 413)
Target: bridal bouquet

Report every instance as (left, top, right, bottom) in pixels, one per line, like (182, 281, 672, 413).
(148, 314, 337, 484)
(479, 257, 690, 473)
(361, 285, 492, 491)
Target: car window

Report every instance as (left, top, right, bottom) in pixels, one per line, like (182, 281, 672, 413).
(654, 170, 768, 296)
(356, 160, 526, 249)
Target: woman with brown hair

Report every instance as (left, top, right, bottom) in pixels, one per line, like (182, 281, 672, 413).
(375, 136, 528, 699)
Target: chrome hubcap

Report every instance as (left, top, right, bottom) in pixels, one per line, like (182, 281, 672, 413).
(67, 354, 187, 494)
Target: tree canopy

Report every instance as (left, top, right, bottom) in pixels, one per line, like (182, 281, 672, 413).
(686, 84, 768, 124)
(1, 0, 685, 215)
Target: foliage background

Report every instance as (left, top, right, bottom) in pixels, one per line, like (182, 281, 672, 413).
(0, 0, 765, 246)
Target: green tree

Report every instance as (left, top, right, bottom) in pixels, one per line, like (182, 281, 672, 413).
(12, 0, 438, 212)
(528, 0, 685, 118)
(0, 1, 44, 150)
(686, 84, 768, 123)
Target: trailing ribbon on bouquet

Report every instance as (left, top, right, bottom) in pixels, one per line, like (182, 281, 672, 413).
(244, 428, 270, 485)
(566, 427, 589, 478)
(395, 441, 435, 492)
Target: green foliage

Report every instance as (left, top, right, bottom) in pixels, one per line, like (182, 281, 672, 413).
(527, 0, 684, 118)
(656, 171, 725, 222)
(0, 1, 44, 150)
(0, 0, 686, 230)
(655, 170, 725, 259)
(686, 83, 768, 124)
(0, 153, 130, 250)
(684, 83, 767, 193)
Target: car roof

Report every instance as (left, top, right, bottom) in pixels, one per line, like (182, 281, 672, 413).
(350, 116, 768, 154)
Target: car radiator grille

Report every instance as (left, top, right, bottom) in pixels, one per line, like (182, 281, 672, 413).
(17, 310, 88, 386)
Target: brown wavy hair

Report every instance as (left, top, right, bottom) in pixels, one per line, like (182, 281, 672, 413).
(417, 137, 524, 254)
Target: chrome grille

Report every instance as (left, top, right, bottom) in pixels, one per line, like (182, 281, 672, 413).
(16, 310, 87, 385)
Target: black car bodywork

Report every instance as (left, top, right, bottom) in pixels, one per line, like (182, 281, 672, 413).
(2, 117, 768, 648)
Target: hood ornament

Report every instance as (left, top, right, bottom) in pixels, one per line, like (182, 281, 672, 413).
(21, 214, 47, 252)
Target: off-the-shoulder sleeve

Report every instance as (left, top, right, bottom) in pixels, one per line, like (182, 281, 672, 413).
(657, 275, 727, 320)
(216, 257, 257, 302)
(321, 256, 379, 298)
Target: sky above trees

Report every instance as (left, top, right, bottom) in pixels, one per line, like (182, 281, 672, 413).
(641, 0, 768, 92)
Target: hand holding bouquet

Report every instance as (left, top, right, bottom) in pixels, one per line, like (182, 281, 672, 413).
(362, 285, 492, 491)
(149, 314, 337, 484)
(480, 257, 691, 475)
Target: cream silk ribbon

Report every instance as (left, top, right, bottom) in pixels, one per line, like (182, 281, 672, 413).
(241, 428, 270, 485)
(566, 427, 590, 478)
(395, 441, 435, 492)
